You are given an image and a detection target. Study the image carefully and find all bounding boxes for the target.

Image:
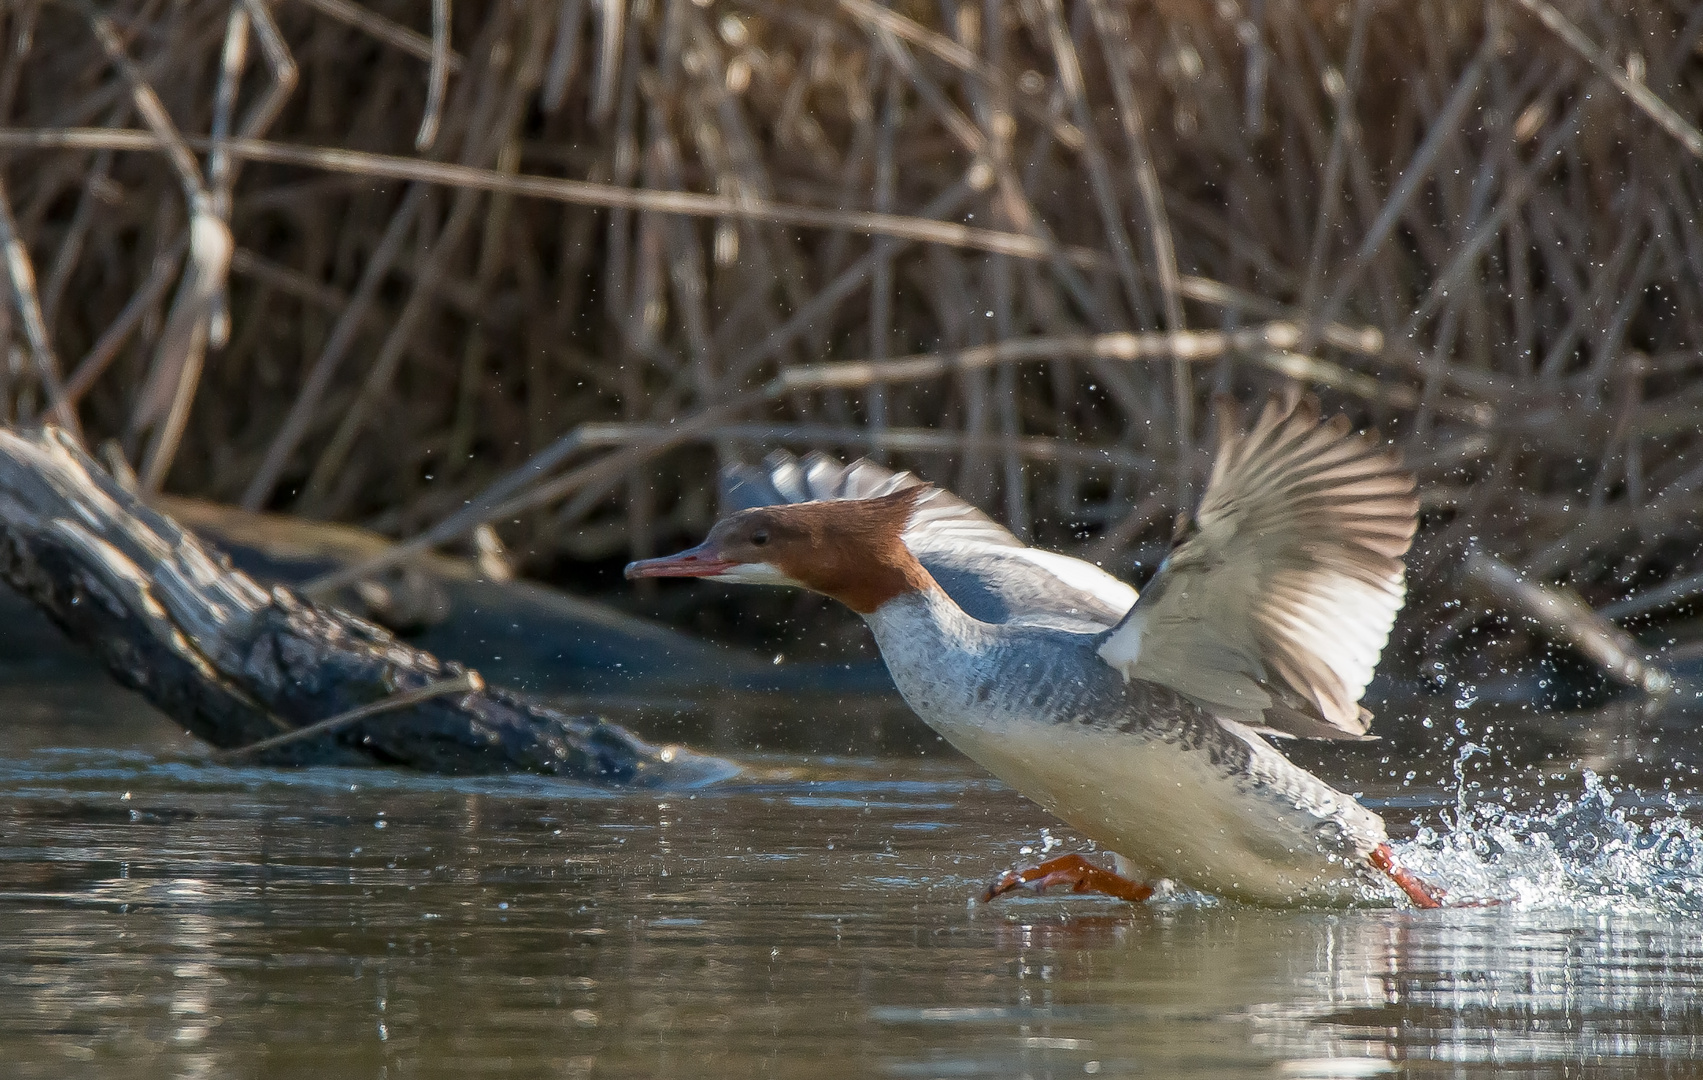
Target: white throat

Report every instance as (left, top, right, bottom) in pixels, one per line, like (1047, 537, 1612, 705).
(710, 561, 800, 587)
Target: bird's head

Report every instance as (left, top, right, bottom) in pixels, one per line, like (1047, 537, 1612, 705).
(624, 488, 935, 613)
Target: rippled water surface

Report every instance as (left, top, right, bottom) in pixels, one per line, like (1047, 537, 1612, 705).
(5, 698, 1703, 1078)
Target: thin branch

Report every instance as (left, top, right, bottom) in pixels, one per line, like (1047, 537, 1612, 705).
(1511, 0, 1703, 162)
(240, 186, 428, 509)
(415, 0, 452, 150)
(291, 0, 465, 71)
(216, 672, 485, 762)
(1313, 27, 1496, 334)
(0, 128, 1092, 263)
(237, 0, 300, 141)
(63, 235, 187, 406)
(778, 323, 1371, 389)
(0, 178, 77, 431)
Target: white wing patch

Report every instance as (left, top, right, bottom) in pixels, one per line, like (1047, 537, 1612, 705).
(1096, 604, 1147, 672)
(1000, 547, 1137, 614)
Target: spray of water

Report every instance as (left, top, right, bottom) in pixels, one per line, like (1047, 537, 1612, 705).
(1392, 761, 1703, 911)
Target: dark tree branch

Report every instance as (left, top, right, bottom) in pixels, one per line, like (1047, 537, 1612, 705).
(0, 426, 736, 785)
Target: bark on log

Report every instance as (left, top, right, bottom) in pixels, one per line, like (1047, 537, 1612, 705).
(0, 426, 736, 785)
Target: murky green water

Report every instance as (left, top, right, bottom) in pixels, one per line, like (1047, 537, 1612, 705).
(5, 696, 1703, 1078)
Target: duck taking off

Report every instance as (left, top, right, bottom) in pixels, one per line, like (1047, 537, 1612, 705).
(627, 396, 1445, 908)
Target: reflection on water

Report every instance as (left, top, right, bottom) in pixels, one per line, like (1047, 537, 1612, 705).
(4, 706, 1703, 1077)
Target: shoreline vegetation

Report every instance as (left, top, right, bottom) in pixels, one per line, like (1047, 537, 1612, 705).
(0, 1, 1700, 698)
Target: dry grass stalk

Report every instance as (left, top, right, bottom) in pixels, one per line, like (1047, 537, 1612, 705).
(0, 0, 1700, 649)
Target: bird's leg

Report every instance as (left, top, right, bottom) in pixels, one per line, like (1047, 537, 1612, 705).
(982, 853, 1153, 904)
(1369, 842, 1446, 909)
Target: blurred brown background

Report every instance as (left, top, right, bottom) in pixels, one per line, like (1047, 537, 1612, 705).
(1, 0, 1701, 676)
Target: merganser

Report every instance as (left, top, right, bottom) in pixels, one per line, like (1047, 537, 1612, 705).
(628, 396, 1445, 908)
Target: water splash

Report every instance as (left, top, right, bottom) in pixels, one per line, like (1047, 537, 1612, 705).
(1394, 769, 1703, 911)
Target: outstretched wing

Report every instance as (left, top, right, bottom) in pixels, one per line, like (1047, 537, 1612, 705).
(1096, 396, 1418, 739)
(722, 451, 1135, 632)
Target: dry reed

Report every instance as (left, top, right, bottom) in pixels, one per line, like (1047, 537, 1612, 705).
(2, 0, 1702, 653)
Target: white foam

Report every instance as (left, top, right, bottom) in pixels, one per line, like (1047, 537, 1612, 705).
(1391, 769, 1703, 912)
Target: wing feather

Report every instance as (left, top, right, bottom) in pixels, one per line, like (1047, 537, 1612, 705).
(724, 450, 1021, 548)
(1096, 395, 1418, 739)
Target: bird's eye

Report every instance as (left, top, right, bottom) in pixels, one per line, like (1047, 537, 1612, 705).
(751, 529, 769, 546)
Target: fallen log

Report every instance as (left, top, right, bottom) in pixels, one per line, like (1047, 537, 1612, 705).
(0, 426, 736, 785)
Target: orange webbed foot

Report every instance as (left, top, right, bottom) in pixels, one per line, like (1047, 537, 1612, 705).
(982, 853, 1154, 904)
(1370, 842, 1502, 909)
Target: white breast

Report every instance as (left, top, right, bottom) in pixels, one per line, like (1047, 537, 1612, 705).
(947, 721, 1383, 904)
(865, 591, 1388, 905)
